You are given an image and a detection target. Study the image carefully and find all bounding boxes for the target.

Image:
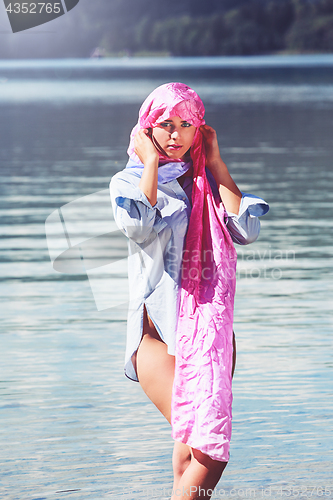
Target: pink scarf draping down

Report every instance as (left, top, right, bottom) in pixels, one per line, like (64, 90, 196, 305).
(128, 83, 237, 462)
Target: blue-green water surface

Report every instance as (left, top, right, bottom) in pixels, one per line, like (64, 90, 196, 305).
(0, 57, 332, 499)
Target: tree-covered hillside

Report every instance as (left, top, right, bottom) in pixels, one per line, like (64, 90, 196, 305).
(0, 0, 333, 58)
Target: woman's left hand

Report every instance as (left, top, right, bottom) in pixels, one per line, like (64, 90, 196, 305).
(200, 124, 242, 214)
(200, 124, 222, 172)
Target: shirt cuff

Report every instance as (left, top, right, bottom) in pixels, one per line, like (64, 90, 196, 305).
(226, 192, 269, 245)
(115, 185, 156, 212)
(227, 192, 269, 219)
(111, 181, 168, 243)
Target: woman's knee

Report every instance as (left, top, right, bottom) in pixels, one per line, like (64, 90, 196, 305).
(191, 448, 227, 478)
(173, 441, 192, 476)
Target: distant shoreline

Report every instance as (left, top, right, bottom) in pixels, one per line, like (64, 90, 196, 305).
(1, 54, 333, 67)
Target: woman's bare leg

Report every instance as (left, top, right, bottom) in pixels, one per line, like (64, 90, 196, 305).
(171, 449, 227, 500)
(172, 441, 192, 491)
(135, 305, 175, 423)
(134, 307, 236, 499)
(134, 306, 193, 490)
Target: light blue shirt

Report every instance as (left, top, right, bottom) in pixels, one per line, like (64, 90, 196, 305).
(110, 169, 269, 381)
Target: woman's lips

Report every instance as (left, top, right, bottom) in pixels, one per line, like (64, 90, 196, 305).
(168, 144, 182, 151)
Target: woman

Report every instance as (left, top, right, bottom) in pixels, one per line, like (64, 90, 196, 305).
(110, 83, 269, 499)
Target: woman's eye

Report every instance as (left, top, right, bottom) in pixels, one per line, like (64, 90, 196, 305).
(159, 121, 191, 128)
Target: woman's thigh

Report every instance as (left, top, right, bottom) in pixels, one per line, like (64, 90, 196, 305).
(134, 307, 237, 424)
(135, 306, 175, 423)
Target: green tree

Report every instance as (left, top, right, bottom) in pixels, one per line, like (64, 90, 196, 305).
(287, 13, 333, 51)
(286, 0, 333, 51)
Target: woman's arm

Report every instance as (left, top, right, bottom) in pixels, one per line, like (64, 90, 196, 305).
(200, 125, 242, 215)
(135, 129, 159, 207)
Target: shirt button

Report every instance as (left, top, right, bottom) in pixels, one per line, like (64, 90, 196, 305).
(182, 197, 186, 201)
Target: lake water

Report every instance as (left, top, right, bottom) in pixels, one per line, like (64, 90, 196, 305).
(0, 56, 332, 500)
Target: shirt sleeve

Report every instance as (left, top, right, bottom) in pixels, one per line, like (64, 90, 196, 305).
(226, 192, 269, 245)
(110, 173, 167, 244)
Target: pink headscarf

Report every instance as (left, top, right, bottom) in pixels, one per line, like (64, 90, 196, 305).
(127, 82, 205, 164)
(129, 83, 237, 462)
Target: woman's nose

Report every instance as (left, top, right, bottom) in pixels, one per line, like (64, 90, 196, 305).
(170, 128, 179, 139)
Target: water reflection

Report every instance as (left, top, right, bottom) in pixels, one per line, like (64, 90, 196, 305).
(0, 59, 332, 499)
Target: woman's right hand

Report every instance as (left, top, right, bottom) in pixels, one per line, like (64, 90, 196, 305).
(136, 129, 159, 207)
(134, 129, 159, 165)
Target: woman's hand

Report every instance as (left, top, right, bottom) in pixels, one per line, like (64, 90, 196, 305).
(134, 128, 159, 165)
(200, 124, 222, 173)
(136, 129, 159, 207)
(200, 124, 242, 214)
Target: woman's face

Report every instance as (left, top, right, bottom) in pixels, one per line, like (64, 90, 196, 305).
(152, 115, 196, 160)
